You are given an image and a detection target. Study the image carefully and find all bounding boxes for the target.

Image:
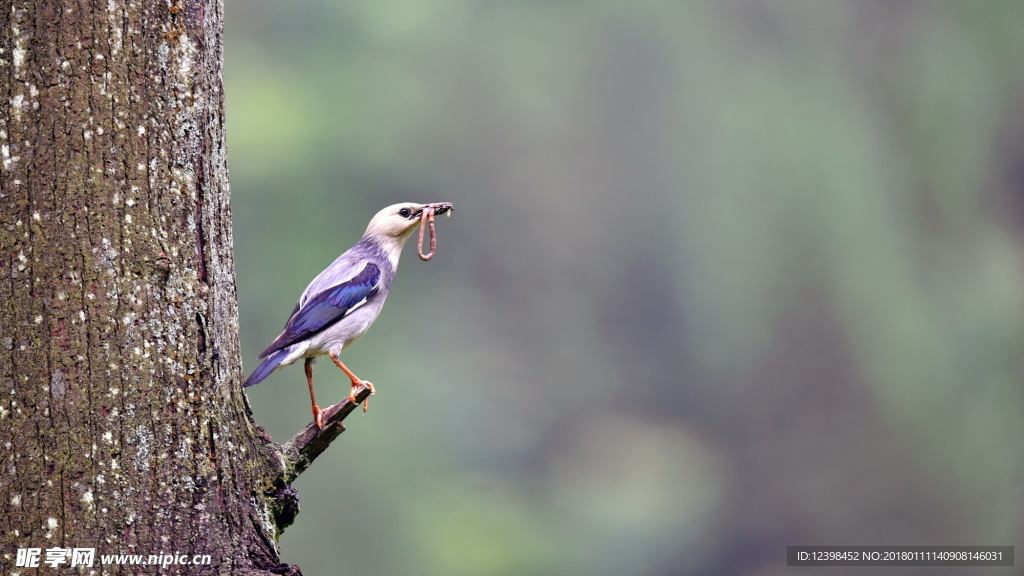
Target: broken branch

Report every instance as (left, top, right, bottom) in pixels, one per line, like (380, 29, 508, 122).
(280, 384, 373, 483)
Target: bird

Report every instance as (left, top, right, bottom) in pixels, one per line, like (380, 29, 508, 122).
(243, 201, 453, 428)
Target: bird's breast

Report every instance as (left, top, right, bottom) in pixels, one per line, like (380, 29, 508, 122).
(306, 297, 386, 355)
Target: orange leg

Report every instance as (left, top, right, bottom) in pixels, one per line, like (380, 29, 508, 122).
(305, 358, 323, 429)
(328, 351, 375, 413)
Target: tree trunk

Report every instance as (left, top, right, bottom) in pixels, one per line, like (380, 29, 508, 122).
(0, 2, 321, 574)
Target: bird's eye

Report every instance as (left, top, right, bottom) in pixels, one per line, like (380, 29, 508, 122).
(399, 208, 411, 218)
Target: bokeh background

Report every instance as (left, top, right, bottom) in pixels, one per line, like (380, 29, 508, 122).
(225, 2, 1024, 575)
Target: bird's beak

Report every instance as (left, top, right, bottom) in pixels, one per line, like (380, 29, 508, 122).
(420, 202, 454, 217)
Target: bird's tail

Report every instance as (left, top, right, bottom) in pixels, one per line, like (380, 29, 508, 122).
(244, 347, 291, 388)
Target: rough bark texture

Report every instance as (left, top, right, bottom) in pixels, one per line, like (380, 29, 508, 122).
(0, 1, 306, 574)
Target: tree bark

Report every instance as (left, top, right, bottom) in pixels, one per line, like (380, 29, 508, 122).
(0, 2, 324, 574)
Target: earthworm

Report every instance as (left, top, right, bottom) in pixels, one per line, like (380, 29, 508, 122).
(417, 207, 437, 261)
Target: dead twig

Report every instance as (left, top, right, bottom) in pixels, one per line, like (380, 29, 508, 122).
(280, 384, 373, 483)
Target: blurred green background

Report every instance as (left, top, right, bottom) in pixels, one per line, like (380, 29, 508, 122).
(225, 2, 1024, 575)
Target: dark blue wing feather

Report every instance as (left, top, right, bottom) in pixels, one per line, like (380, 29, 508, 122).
(258, 263, 380, 358)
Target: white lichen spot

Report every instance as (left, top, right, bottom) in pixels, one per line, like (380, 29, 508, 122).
(34, 315, 42, 324)
(137, 125, 145, 136)
(61, 60, 70, 71)
(126, 198, 136, 207)
(50, 371, 65, 398)
(81, 490, 94, 507)
(1, 144, 11, 170)
(109, 4, 123, 55)
(109, 387, 119, 396)
(134, 425, 152, 471)
(28, 84, 38, 98)
(102, 431, 113, 443)
(12, 47, 25, 69)
(79, 310, 86, 322)
(32, 211, 40, 221)
(83, 130, 92, 140)
(96, 126, 104, 136)
(10, 494, 20, 506)
(125, 214, 133, 224)
(6, 98, 24, 123)
(46, 517, 58, 529)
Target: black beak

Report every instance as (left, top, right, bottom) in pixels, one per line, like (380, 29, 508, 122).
(422, 202, 454, 217)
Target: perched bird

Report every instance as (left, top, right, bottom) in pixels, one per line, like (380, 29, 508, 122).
(244, 202, 453, 428)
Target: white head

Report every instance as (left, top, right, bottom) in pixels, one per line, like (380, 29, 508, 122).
(362, 202, 454, 266)
(363, 202, 430, 242)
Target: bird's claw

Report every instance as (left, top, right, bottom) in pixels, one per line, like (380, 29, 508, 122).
(346, 393, 370, 415)
(312, 403, 324, 430)
(348, 380, 375, 414)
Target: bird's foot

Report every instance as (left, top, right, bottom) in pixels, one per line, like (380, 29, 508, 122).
(311, 403, 324, 430)
(347, 380, 375, 414)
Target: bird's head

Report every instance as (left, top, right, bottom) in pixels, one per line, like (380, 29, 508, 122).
(364, 202, 453, 242)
